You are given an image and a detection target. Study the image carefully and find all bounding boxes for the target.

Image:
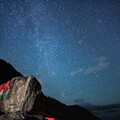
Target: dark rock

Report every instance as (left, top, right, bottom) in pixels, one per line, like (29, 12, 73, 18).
(0, 59, 22, 84)
(30, 93, 100, 120)
(0, 114, 43, 120)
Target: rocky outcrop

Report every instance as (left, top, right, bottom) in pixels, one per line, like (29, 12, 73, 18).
(0, 59, 100, 120)
(0, 76, 41, 119)
(30, 93, 99, 120)
(0, 59, 22, 84)
(0, 114, 43, 120)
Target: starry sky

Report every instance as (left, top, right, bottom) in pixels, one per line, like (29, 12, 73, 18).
(0, 0, 120, 107)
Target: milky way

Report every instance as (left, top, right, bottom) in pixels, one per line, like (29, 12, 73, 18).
(0, 0, 120, 106)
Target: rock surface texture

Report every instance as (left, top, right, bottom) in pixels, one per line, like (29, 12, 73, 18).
(0, 76, 41, 119)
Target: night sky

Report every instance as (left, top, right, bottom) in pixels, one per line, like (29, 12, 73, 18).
(0, 0, 120, 108)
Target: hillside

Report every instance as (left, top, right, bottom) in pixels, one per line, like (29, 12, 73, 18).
(0, 59, 100, 120)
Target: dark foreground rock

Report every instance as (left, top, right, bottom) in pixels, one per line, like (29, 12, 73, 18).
(30, 93, 99, 120)
(0, 59, 100, 120)
(0, 59, 22, 84)
(0, 114, 43, 120)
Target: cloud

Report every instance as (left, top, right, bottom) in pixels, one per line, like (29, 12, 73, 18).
(70, 69, 83, 77)
(91, 104, 120, 111)
(70, 57, 110, 77)
(85, 57, 110, 74)
(74, 99, 120, 120)
(74, 99, 120, 112)
(74, 99, 92, 107)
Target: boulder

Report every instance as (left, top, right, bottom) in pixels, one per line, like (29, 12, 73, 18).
(0, 76, 41, 119)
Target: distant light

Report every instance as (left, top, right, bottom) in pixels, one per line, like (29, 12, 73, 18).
(45, 117, 55, 120)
